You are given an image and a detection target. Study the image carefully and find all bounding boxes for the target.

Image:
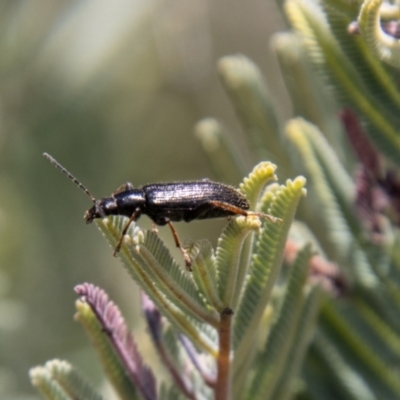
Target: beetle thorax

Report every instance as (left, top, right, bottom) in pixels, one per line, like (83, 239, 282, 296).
(113, 189, 146, 217)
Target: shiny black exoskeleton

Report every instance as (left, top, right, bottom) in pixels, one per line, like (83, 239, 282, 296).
(44, 152, 279, 268)
(84, 181, 250, 225)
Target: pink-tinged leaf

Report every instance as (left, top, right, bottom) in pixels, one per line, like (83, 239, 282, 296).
(354, 167, 387, 236)
(350, 20, 400, 38)
(340, 109, 400, 232)
(284, 240, 348, 297)
(382, 21, 400, 38)
(75, 283, 157, 400)
(340, 108, 381, 178)
(142, 291, 163, 344)
(141, 292, 200, 400)
(178, 335, 216, 387)
(380, 169, 400, 226)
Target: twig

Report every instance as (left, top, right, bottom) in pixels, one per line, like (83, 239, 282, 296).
(215, 307, 233, 400)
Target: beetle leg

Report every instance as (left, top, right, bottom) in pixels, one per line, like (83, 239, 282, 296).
(206, 201, 249, 217)
(185, 201, 249, 222)
(209, 200, 282, 223)
(114, 208, 142, 256)
(166, 220, 193, 271)
(250, 211, 282, 224)
(190, 200, 282, 224)
(113, 182, 134, 195)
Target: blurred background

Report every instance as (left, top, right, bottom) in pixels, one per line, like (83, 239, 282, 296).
(0, 0, 289, 397)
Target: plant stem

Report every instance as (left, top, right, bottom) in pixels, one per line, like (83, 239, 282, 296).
(215, 307, 233, 400)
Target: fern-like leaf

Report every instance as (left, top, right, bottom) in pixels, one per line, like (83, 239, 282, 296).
(217, 55, 292, 172)
(195, 118, 249, 182)
(320, 300, 400, 397)
(75, 283, 156, 400)
(95, 217, 218, 354)
(358, 0, 400, 68)
(271, 286, 325, 400)
(247, 244, 314, 400)
(216, 216, 261, 308)
(189, 239, 222, 311)
(286, 117, 378, 286)
(285, 0, 400, 167)
(233, 176, 306, 363)
(30, 366, 72, 400)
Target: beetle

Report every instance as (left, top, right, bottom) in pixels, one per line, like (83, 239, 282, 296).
(44, 153, 281, 268)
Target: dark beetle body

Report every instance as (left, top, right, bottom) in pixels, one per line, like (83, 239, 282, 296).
(44, 152, 278, 266)
(43, 150, 251, 234)
(85, 181, 250, 225)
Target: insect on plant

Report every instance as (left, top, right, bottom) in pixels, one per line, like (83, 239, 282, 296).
(44, 153, 281, 268)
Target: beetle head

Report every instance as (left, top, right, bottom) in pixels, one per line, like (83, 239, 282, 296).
(84, 205, 100, 223)
(84, 197, 117, 223)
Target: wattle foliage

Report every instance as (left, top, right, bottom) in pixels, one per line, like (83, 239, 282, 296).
(31, 0, 400, 399)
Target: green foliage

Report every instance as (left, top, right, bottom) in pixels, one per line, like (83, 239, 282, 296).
(31, 163, 307, 399)
(246, 244, 317, 400)
(275, 0, 400, 398)
(31, 0, 400, 399)
(284, 0, 400, 167)
(74, 296, 140, 400)
(30, 360, 103, 400)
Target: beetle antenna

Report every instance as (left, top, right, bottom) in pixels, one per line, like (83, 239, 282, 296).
(43, 153, 96, 203)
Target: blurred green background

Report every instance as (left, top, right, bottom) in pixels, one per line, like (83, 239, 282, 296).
(0, 1, 289, 398)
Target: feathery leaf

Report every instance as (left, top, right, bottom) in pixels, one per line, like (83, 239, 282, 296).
(75, 283, 156, 400)
(247, 244, 314, 400)
(95, 217, 219, 354)
(233, 176, 306, 363)
(30, 366, 72, 400)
